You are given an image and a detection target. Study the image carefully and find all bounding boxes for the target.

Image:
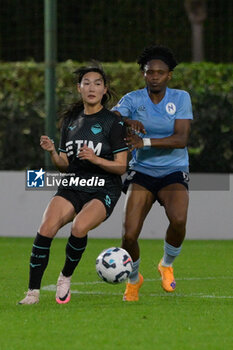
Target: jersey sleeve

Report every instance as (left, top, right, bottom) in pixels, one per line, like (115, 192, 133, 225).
(175, 92, 193, 120)
(109, 118, 128, 154)
(111, 93, 135, 119)
(58, 118, 69, 153)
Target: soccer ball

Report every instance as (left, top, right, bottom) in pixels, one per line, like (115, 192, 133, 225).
(96, 247, 133, 284)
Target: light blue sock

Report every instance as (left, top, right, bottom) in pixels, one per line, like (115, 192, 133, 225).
(162, 241, 182, 267)
(128, 259, 140, 283)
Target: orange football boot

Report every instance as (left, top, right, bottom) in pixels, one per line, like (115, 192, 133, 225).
(123, 273, 144, 301)
(158, 259, 176, 292)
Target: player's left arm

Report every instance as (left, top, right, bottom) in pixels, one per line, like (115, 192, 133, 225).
(126, 119, 191, 150)
(78, 145, 128, 175)
(127, 91, 193, 150)
(78, 117, 128, 175)
(151, 119, 191, 148)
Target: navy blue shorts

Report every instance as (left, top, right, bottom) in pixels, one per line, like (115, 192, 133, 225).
(122, 170, 189, 204)
(54, 188, 121, 219)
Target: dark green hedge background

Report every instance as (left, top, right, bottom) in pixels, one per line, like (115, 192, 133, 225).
(0, 61, 232, 172)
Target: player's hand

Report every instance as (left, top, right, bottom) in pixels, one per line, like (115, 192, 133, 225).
(125, 119, 146, 134)
(125, 134, 143, 151)
(78, 144, 98, 164)
(40, 135, 55, 153)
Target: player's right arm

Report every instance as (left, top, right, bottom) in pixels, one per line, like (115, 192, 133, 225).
(112, 94, 146, 134)
(40, 135, 69, 172)
(114, 111, 146, 134)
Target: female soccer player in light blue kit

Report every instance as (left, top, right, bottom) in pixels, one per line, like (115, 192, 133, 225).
(112, 45, 193, 301)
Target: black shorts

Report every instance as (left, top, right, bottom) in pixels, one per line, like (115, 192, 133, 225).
(122, 170, 189, 204)
(54, 188, 121, 219)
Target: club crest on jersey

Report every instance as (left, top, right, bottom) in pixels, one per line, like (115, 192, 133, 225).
(166, 102, 176, 115)
(91, 124, 102, 135)
(137, 105, 146, 112)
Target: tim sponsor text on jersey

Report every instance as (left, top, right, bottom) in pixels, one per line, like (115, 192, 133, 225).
(66, 140, 102, 157)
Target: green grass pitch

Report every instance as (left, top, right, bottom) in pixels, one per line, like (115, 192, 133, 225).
(0, 237, 232, 350)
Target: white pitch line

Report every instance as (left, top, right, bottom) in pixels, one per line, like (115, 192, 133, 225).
(145, 276, 233, 282)
(42, 276, 233, 299)
(42, 285, 233, 299)
(59, 276, 233, 286)
(149, 293, 233, 299)
(42, 285, 122, 296)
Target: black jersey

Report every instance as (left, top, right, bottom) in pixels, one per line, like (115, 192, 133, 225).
(58, 107, 128, 193)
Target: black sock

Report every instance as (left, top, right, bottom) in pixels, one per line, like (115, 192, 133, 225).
(62, 234, 88, 277)
(29, 233, 53, 290)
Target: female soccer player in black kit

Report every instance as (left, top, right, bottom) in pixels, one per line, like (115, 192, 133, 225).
(19, 64, 128, 305)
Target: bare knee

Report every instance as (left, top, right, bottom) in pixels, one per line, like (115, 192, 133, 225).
(122, 231, 138, 248)
(39, 221, 59, 238)
(169, 214, 187, 232)
(71, 222, 88, 237)
(122, 222, 141, 261)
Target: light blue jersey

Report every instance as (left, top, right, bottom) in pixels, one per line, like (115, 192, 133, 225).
(112, 87, 193, 177)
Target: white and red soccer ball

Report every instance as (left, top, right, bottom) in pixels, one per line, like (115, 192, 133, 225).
(96, 247, 133, 284)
